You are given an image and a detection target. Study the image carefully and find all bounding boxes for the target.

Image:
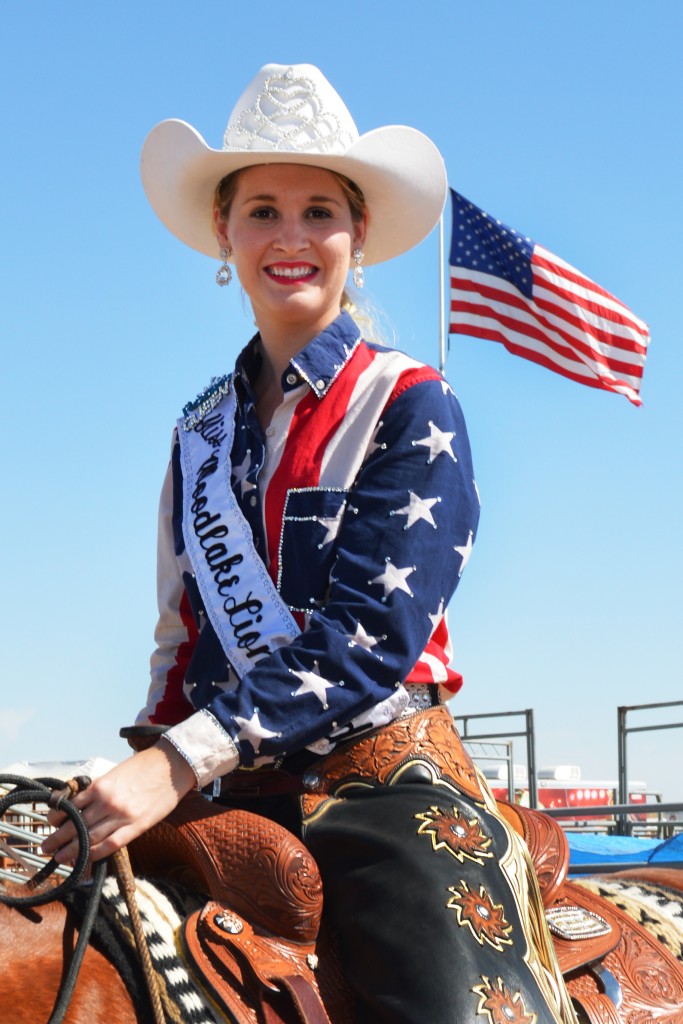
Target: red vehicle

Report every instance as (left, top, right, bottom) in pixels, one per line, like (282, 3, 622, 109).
(483, 764, 653, 825)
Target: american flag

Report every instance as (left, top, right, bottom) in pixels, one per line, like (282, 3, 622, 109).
(448, 188, 649, 405)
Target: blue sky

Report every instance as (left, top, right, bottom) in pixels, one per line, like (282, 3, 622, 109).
(2, 2, 681, 802)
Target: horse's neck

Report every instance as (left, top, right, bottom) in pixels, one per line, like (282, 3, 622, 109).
(0, 901, 139, 1024)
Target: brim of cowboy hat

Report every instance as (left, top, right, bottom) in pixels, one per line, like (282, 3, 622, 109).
(140, 119, 448, 266)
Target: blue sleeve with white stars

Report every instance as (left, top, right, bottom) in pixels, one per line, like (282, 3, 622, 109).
(202, 377, 480, 764)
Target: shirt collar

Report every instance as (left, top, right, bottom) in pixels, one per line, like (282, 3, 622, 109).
(234, 310, 362, 404)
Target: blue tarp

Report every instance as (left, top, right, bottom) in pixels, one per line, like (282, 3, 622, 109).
(650, 832, 683, 863)
(568, 831, 683, 866)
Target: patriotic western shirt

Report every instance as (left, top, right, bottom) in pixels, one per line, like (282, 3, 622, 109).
(136, 311, 480, 786)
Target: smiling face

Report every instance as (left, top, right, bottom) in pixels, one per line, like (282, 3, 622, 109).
(215, 164, 366, 346)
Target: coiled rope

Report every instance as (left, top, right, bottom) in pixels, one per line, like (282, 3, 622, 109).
(0, 773, 93, 903)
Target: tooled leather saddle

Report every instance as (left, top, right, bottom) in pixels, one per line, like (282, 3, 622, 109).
(498, 801, 683, 1023)
(128, 791, 683, 1024)
(129, 791, 349, 1024)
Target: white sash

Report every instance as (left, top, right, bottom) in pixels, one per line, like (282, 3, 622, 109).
(177, 381, 299, 679)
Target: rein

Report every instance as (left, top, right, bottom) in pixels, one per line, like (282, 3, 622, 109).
(0, 774, 163, 1024)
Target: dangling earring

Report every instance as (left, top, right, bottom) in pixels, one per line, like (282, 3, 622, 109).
(216, 246, 232, 287)
(352, 247, 365, 289)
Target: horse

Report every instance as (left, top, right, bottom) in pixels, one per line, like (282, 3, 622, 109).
(2, 784, 683, 1024)
(0, 896, 139, 1024)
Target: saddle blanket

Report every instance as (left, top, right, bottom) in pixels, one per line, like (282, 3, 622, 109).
(576, 875, 683, 963)
(70, 875, 219, 1024)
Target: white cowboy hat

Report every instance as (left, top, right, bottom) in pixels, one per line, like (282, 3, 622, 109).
(140, 63, 447, 266)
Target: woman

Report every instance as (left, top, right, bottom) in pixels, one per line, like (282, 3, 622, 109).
(45, 64, 576, 1023)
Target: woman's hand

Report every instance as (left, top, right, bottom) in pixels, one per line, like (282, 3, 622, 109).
(41, 739, 196, 865)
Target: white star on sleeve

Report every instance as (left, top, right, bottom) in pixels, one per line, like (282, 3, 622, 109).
(233, 709, 280, 752)
(232, 450, 257, 497)
(428, 597, 445, 634)
(454, 531, 474, 576)
(316, 504, 345, 547)
(290, 663, 337, 707)
(390, 491, 440, 529)
(412, 421, 457, 463)
(344, 621, 384, 651)
(370, 560, 415, 600)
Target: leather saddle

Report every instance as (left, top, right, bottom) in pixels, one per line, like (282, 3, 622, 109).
(128, 791, 683, 1024)
(498, 801, 683, 1022)
(128, 792, 350, 1024)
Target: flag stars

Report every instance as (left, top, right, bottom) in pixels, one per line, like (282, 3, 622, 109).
(232, 450, 257, 497)
(428, 597, 446, 634)
(344, 621, 385, 652)
(234, 710, 280, 752)
(316, 505, 345, 547)
(413, 421, 458, 463)
(370, 559, 416, 601)
(454, 530, 474, 576)
(390, 491, 441, 530)
(290, 662, 336, 707)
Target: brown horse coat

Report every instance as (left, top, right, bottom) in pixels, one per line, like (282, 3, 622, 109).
(0, 901, 138, 1024)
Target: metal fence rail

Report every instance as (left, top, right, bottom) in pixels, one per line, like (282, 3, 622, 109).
(454, 708, 538, 808)
(543, 801, 683, 820)
(462, 739, 516, 803)
(569, 859, 683, 874)
(0, 796, 69, 884)
(618, 700, 683, 834)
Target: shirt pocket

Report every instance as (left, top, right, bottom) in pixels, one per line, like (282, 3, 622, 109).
(278, 487, 349, 612)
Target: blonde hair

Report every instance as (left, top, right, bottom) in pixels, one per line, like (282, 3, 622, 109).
(212, 167, 385, 339)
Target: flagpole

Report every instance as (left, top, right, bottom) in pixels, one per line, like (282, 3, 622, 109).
(438, 211, 446, 374)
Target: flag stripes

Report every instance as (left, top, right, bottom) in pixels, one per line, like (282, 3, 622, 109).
(448, 189, 649, 405)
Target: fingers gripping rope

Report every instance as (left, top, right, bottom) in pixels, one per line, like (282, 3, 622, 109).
(0, 773, 92, 907)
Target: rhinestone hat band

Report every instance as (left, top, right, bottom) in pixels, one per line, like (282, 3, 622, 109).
(223, 67, 357, 155)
